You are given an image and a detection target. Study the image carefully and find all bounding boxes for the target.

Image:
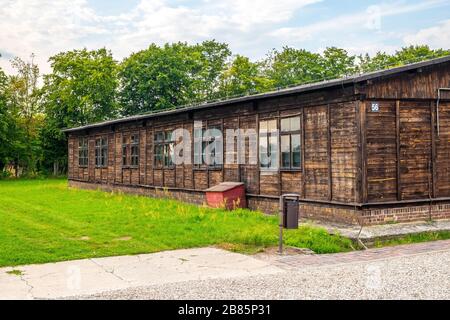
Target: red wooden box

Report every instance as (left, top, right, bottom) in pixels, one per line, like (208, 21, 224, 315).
(205, 182, 247, 210)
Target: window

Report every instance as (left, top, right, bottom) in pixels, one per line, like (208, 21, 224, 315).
(122, 133, 139, 167)
(122, 136, 128, 166)
(131, 134, 140, 166)
(95, 137, 108, 168)
(280, 116, 301, 170)
(259, 120, 278, 169)
(194, 125, 222, 168)
(78, 137, 89, 167)
(154, 131, 174, 168)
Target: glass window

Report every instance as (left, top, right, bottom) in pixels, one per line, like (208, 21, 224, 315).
(131, 134, 139, 167)
(122, 136, 128, 166)
(194, 126, 222, 168)
(78, 137, 88, 167)
(259, 120, 278, 169)
(281, 135, 290, 168)
(95, 137, 108, 168)
(154, 130, 174, 168)
(280, 116, 302, 170)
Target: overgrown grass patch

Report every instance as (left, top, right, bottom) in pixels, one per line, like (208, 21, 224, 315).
(373, 231, 450, 248)
(0, 179, 353, 267)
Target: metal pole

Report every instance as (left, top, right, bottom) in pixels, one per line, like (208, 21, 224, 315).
(278, 195, 284, 255)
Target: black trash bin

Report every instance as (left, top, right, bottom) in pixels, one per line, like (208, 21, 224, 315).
(283, 199, 299, 229)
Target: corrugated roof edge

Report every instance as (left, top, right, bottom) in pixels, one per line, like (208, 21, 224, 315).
(63, 55, 450, 133)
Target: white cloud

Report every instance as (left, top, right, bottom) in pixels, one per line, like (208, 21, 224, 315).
(0, 0, 105, 74)
(0, 0, 448, 77)
(403, 19, 450, 49)
(0, 0, 322, 74)
(269, 0, 449, 41)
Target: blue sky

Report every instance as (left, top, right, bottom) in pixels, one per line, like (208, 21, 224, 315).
(1, 0, 449, 74)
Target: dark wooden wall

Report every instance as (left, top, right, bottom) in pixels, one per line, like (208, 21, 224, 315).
(362, 62, 450, 203)
(68, 87, 360, 205)
(67, 61, 450, 207)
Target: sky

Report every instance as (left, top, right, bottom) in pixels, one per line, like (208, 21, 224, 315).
(1, 0, 450, 75)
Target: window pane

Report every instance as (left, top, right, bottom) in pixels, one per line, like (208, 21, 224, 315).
(291, 117, 300, 131)
(165, 131, 173, 142)
(281, 135, 290, 168)
(259, 121, 268, 134)
(155, 132, 163, 142)
(269, 134, 278, 168)
(267, 120, 277, 132)
(281, 118, 290, 132)
(122, 145, 127, 165)
(259, 135, 268, 168)
(292, 134, 301, 168)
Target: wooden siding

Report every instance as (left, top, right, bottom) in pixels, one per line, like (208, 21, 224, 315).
(330, 102, 358, 203)
(435, 102, 450, 197)
(67, 61, 450, 208)
(304, 106, 329, 200)
(364, 63, 450, 100)
(366, 101, 398, 202)
(399, 102, 432, 200)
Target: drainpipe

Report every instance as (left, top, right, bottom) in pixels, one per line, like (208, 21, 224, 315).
(437, 88, 450, 136)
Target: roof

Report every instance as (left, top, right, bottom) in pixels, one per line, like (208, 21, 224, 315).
(63, 55, 450, 133)
(205, 182, 245, 192)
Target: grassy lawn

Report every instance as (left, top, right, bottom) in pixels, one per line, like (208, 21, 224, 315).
(0, 179, 353, 267)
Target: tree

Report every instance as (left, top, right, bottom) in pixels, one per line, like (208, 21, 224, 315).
(40, 48, 119, 174)
(358, 45, 450, 73)
(192, 40, 232, 99)
(321, 47, 356, 79)
(219, 55, 272, 97)
(118, 40, 231, 115)
(0, 62, 13, 171)
(358, 52, 396, 73)
(394, 45, 450, 65)
(262, 47, 323, 88)
(6, 55, 43, 176)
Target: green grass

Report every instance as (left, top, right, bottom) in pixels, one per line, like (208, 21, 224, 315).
(6, 269, 23, 276)
(0, 179, 353, 267)
(373, 231, 450, 248)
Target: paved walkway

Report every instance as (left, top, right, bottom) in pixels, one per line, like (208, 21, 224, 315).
(1, 241, 449, 300)
(311, 219, 450, 242)
(77, 241, 450, 300)
(272, 239, 450, 269)
(0, 248, 282, 300)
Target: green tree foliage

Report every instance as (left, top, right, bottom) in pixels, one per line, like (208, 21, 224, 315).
(321, 47, 356, 79)
(263, 47, 323, 88)
(0, 43, 449, 176)
(0, 63, 14, 171)
(119, 40, 232, 115)
(40, 48, 118, 174)
(358, 45, 450, 73)
(262, 47, 357, 89)
(6, 55, 43, 175)
(42, 48, 118, 126)
(219, 55, 273, 97)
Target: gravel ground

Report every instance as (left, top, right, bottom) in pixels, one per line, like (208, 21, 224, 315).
(71, 250, 450, 300)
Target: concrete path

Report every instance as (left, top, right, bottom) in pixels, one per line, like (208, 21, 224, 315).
(1, 241, 449, 300)
(271, 239, 450, 268)
(0, 248, 282, 300)
(311, 219, 450, 242)
(76, 240, 450, 300)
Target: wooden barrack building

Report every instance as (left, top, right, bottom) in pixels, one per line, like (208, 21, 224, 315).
(65, 57, 450, 225)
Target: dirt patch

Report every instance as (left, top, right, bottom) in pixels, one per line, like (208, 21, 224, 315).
(115, 236, 132, 241)
(254, 246, 315, 261)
